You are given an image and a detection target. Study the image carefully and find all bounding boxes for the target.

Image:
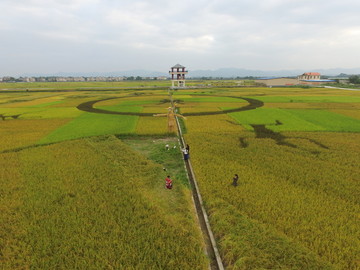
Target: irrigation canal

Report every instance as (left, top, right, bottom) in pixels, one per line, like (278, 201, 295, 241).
(172, 98, 225, 270)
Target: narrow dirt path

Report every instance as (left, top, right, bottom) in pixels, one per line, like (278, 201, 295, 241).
(76, 96, 263, 116)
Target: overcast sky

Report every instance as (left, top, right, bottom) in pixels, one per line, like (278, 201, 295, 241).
(1, 0, 360, 76)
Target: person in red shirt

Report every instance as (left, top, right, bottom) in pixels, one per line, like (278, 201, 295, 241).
(165, 175, 173, 189)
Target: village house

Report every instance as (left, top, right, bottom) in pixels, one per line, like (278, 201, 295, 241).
(298, 72, 321, 80)
(298, 72, 336, 85)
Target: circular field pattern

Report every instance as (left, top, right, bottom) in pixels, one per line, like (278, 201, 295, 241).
(76, 95, 264, 116)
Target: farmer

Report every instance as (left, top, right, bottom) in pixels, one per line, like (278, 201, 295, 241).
(182, 148, 189, 160)
(186, 144, 190, 153)
(165, 175, 173, 189)
(232, 174, 239, 187)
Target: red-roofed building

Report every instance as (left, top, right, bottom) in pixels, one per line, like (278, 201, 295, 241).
(298, 72, 321, 80)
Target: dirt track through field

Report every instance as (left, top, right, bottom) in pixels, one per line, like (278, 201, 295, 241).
(76, 96, 264, 116)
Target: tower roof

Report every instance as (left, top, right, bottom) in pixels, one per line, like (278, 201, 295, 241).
(171, 63, 185, 68)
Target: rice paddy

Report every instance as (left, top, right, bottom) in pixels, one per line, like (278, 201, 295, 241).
(1, 84, 359, 269)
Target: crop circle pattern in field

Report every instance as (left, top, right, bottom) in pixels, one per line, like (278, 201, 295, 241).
(77, 95, 264, 116)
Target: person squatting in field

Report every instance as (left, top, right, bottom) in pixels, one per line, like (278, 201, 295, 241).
(232, 174, 239, 187)
(165, 175, 173, 189)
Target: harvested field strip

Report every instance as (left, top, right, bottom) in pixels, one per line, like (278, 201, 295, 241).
(0, 136, 208, 269)
(121, 136, 189, 187)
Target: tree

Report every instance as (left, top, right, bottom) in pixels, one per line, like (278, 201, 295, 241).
(2, 77, 16, 82)
(349, 75, 360, 84)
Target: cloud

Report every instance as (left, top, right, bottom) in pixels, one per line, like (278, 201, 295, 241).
(174, 35, 215, 52)
(1, 0, 360, 75)
(105, 8, 159, 36)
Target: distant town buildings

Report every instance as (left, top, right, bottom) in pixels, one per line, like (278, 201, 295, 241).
(0, 76, 168, 83)
(0, 71, 351, 87)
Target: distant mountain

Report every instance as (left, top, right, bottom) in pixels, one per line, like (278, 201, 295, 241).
(188, 68, 360, 78)
(20, 67, 360, 78)
(187, 68, 300, 78)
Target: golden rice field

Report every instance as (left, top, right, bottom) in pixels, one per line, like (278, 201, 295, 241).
(178, 87, 360, 269)
(1, 85, 360, 269)
(1, 137, 211, 269)
(0, 89, 208, 269)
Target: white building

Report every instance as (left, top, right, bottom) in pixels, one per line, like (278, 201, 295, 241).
(169, 64, 188, 88)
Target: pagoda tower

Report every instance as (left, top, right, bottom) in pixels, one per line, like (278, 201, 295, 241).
(169, 64, 188, 88)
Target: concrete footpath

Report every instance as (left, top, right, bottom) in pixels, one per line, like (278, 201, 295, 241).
(173, 105, 224, 270)
(324, 86, 360, 91)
